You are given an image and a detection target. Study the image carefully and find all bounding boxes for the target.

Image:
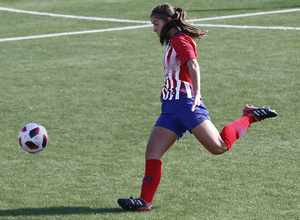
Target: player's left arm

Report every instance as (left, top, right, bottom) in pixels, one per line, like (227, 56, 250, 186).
(187, 59, 201, 112)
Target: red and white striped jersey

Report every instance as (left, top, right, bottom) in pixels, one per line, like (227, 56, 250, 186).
(161, 32, 197, 101)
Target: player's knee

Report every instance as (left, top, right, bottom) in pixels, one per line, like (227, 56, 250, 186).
(206, 143, 228, 155)
(145, 144, 162, 160)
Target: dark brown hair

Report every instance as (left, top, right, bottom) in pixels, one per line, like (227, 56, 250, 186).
(150, 3, 207, 45)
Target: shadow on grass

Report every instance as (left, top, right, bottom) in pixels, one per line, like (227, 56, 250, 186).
(0, 206, 125, 216)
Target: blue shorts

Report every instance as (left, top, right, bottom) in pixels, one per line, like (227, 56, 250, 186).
(155, 99, 211, 139)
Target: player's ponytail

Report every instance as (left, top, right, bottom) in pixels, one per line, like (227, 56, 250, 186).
(173, 7, 185, 21)
(151, 3, 207, 45)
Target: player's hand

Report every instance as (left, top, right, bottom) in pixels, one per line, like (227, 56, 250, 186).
(191, 95, 202, 112)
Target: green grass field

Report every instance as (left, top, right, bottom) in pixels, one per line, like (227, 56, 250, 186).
(0, 0, 299, 219)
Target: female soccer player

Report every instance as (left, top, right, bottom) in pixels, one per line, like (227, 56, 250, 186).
(118, 3, 277, 211)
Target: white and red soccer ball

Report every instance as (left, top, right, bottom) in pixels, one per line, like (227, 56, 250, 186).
(18, 123, 48, 153)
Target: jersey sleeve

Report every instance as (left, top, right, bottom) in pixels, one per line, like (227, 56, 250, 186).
(171, 34, 197, 65)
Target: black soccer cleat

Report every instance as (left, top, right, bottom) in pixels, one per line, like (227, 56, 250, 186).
(243, 105, 277, 122)
(118, 197, 152, 211)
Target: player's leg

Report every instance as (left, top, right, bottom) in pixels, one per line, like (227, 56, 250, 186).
(192, 112, 257, 154)
(192, 105, 278, 154)
(140, 126, 178, 203)
(191, 120, 228, 155)
(145, 125, 178, 160)
(118, 126, 178, 211)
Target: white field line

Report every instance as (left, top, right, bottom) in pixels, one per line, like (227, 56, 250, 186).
(1, 23, 297, 42)
(1, 6, 299, 23)
(0, 6, 299, 42)
(188, 8, 300, 22)
(0, 24, 152, 42)
(0, 6, 150, 24)
(194, 24, 300, 30)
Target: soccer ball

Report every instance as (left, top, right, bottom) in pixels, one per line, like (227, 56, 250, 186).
(18, 123, 48, 153)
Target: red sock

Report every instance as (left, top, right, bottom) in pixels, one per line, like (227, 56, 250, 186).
(220, 114, 255, 149)
(140, 159, 162, 203)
